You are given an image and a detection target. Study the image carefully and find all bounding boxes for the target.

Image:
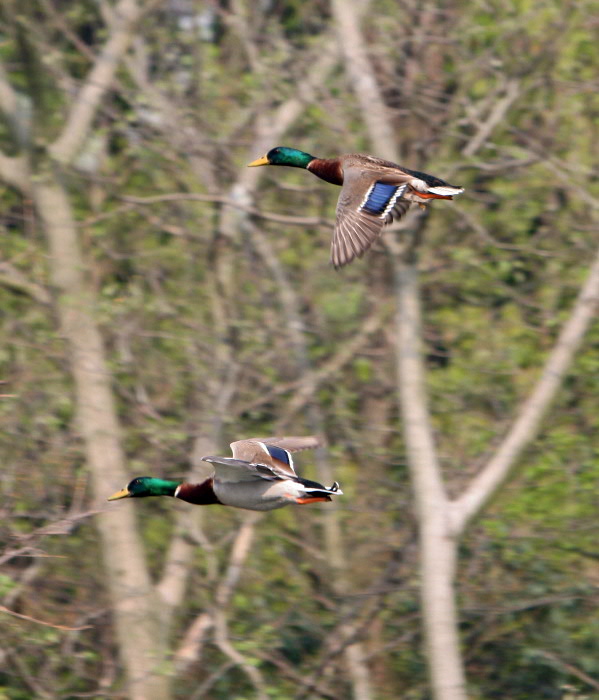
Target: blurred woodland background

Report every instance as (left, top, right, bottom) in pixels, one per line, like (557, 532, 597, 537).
(1, 0, 598, 698)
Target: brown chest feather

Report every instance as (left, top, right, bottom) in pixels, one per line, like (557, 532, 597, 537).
(307, 158, 344, 186)
(176, 479, 222, 505)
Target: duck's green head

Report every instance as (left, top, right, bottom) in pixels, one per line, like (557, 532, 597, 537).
(248, 146, 315, 169)
(108, 476, 179, 500)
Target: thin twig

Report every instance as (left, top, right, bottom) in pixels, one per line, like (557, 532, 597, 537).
(120, 192, 328, 227)
(452, 243, 599, 532)
(0, 604, 92, 631)
(536, 650, 599, 692)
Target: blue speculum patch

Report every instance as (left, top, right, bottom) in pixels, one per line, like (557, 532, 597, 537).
(266, 444, 291, 465)
(362, 182, 399, 215)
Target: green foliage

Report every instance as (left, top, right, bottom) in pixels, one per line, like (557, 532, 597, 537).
(0, 0, 597, 697)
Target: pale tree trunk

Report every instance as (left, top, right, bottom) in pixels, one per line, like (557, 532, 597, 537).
(124, 23, 350, 682)
(107, 12, 352, 681)
(451, 243, 599, 534)
(328, 1, 468, 697)
(173, 17, 374, 685)
(241, 13, 376, 696)
(394, 239, 599, 700)
(113, 36, 347, 687)
(393, 258, 467, 700)
(33, 178, 171, 700)
(247, 219, 373, 700)
(330, 0, 397, 156)
(0, 2, 175, 697)
(330, 4, 599, 700)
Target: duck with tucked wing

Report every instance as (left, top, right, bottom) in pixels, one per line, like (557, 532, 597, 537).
(248, 147, 463, 268)
(108, 436, 342, 512)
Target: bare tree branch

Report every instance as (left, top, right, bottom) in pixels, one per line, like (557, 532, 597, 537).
(330, 3, 466, 698)
(212, 608, 268, 700)
(278, 307, 387, 426)
(256, 649, 339, 700)
(535, 650, 599, 693)
(141, 27, 349, 642)
(173, 612, 213, 674)
(515, 135, 599, 210)
(0, 62, 20, 121)
(462, 79, 520, 157)
(120, 192, 328, 227)
(2, 646, 54, 698)
(392, 256, 449, 509)
(0, 604, 92, 631)
(33, 177, 172, 699)
(452, 243, 599, 533)
(239, 306, 386, 419)
(0, 151, 29, 193)
(295, 593, 391, 700)
(0, 260, 51, 304)
(0, 509, 102, 569)
(173, 513, 260, 675)
(188, 661, 237, 700)
(330, 0, 397, 158)
(211, 514, 266, 699)
(128, 27, 343, 629)
(391, 253, 467, 700)
(246, 215, 378, 700)
(0, 59, 31, 149)
(48, 0, 147, 164)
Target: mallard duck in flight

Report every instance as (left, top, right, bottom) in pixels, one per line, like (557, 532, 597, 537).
(108, 436, 342, 512)
(248, 147, 463, 268)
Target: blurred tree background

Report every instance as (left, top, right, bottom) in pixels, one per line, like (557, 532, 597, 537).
(0, 0, 598, 698)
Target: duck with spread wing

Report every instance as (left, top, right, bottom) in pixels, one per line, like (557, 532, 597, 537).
(248, 147, 463, 268)
(108, 436, 342, 512)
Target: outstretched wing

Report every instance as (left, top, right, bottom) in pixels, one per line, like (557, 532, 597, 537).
(332, 169, 411, 268)
(252, 436, 321, 453)
(230, 437, 319, 476)
(202, 456, 291, 484)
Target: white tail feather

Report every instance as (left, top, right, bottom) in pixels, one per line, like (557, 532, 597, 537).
(428, 185, 464, 195)
(302, 484, 344, 496)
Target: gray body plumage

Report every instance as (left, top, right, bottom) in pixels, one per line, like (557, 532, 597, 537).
(202, 436, 342, 511)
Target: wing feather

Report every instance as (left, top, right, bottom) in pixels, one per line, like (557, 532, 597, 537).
(229, 436, 319, 477)
(251, 436, 321, 452)
(202, 457, 280, 484)
(332, 168, 413, 268)
(332, 206, 385, 268)
(387, 198, 411, 223)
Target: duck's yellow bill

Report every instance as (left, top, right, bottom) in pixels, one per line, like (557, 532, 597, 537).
(107, 488, 131, 501)
(247, 155, 269, 167)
